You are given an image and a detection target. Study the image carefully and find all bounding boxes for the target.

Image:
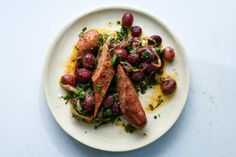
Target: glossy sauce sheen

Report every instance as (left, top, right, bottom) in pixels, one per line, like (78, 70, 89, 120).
(116, 65, 147, 129)
(145, 73, 177, 111)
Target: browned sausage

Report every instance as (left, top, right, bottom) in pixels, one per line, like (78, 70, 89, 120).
(116, 65, 147, 129)
(92, 44, 115, 117)
(75, 30, 99, 69)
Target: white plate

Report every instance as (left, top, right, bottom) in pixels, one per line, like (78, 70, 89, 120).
(43, 5, 189, 152)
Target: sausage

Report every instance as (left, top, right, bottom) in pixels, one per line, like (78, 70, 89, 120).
(116, 65, 147, 129)
(75, 30, 99, 69)
(92, 44, 115, 117)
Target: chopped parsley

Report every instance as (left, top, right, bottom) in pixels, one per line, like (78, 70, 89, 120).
(94, 58, 98, 67)
(103, 108, 112, 117)
(60, 79, 65, 84)
(124, 124, 135, 133)
(142, 51, 151, 58)
(112, 93, 119, 101)
(110, 115, 118, 123)
(148, 104, 154, 111)
(60, 95, 71, 104)
(119, 61, 126, 65)
(149, 77, 158, 86)
(98, 34, 103, 42)
(73, 89, 86, 100)
(116, 76, 121, 81)
(153, 47, 159, 52)
(160, 49, 165, 54)
(140, 84, 148, 94)
(74, 46, 80, 51)
(103, 33, 109, 40)
(117, 26, 128, 41)
(77, 83, 93, 91)
(94, 121, 108, 129)
(148, 96, 164, 111)
(76, 56, 82, 61)
(129, 48, 136, 53)
(105, 80, 109, 84)
(111, 53, 119, 65)
(83, 47, 88, 52)
(154, 115, 157, 119)
(79, 27, 87, 37)
(96, 83, 102, 93)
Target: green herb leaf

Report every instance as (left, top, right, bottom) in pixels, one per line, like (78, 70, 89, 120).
(110, 115, 118, 123)
(153, 47, 159, 52)
(60, 95, 71, 104)
(112, 53, 119, 65)
(142, 51, 151, 58)
(112, 93, 119, 101)
(117, 26, 128, 41)
(103, 33, 109, 40)
(103, 108, 112, 118)
(74, 46, 80, 51)
(124, 124, 135, 133)
(82, 27, 87, 32)
(76, 56, 82, 61)
(149, 77, 158, 86)
(98, 34, 103, 42)
(119, 61, 126, 65)
(148, 104, 154, 111)
(77, 83, 93, 91)
(60, 79, 65, 84)
(79, 27, 87, 37)
(154, 115, 157, 119)
(160, 49, 165, 54)
(129, 48, 136, 53)
(116, 76, 121, 81)
(94, 58, 98, 67)
(105, 80, 109, 84)
(96, 83, 102, 93)
(73, 89, 86, 99)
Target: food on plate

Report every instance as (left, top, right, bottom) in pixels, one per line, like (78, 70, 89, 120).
(59, 12, 177, 132)
(75, 29, 99, 69)
(163, 47, 175, 61)
(92, 44, 115, 117)
(160, 77, 177, 95)
(116, 65, 147, 129)
(131, 26, 142, 37)
(122, 12, 133, 27)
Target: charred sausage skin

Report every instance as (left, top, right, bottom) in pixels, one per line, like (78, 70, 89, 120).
(116, 65, 147, 129)
(92, 44, 115, 117)
(75, 30, 99, 69)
